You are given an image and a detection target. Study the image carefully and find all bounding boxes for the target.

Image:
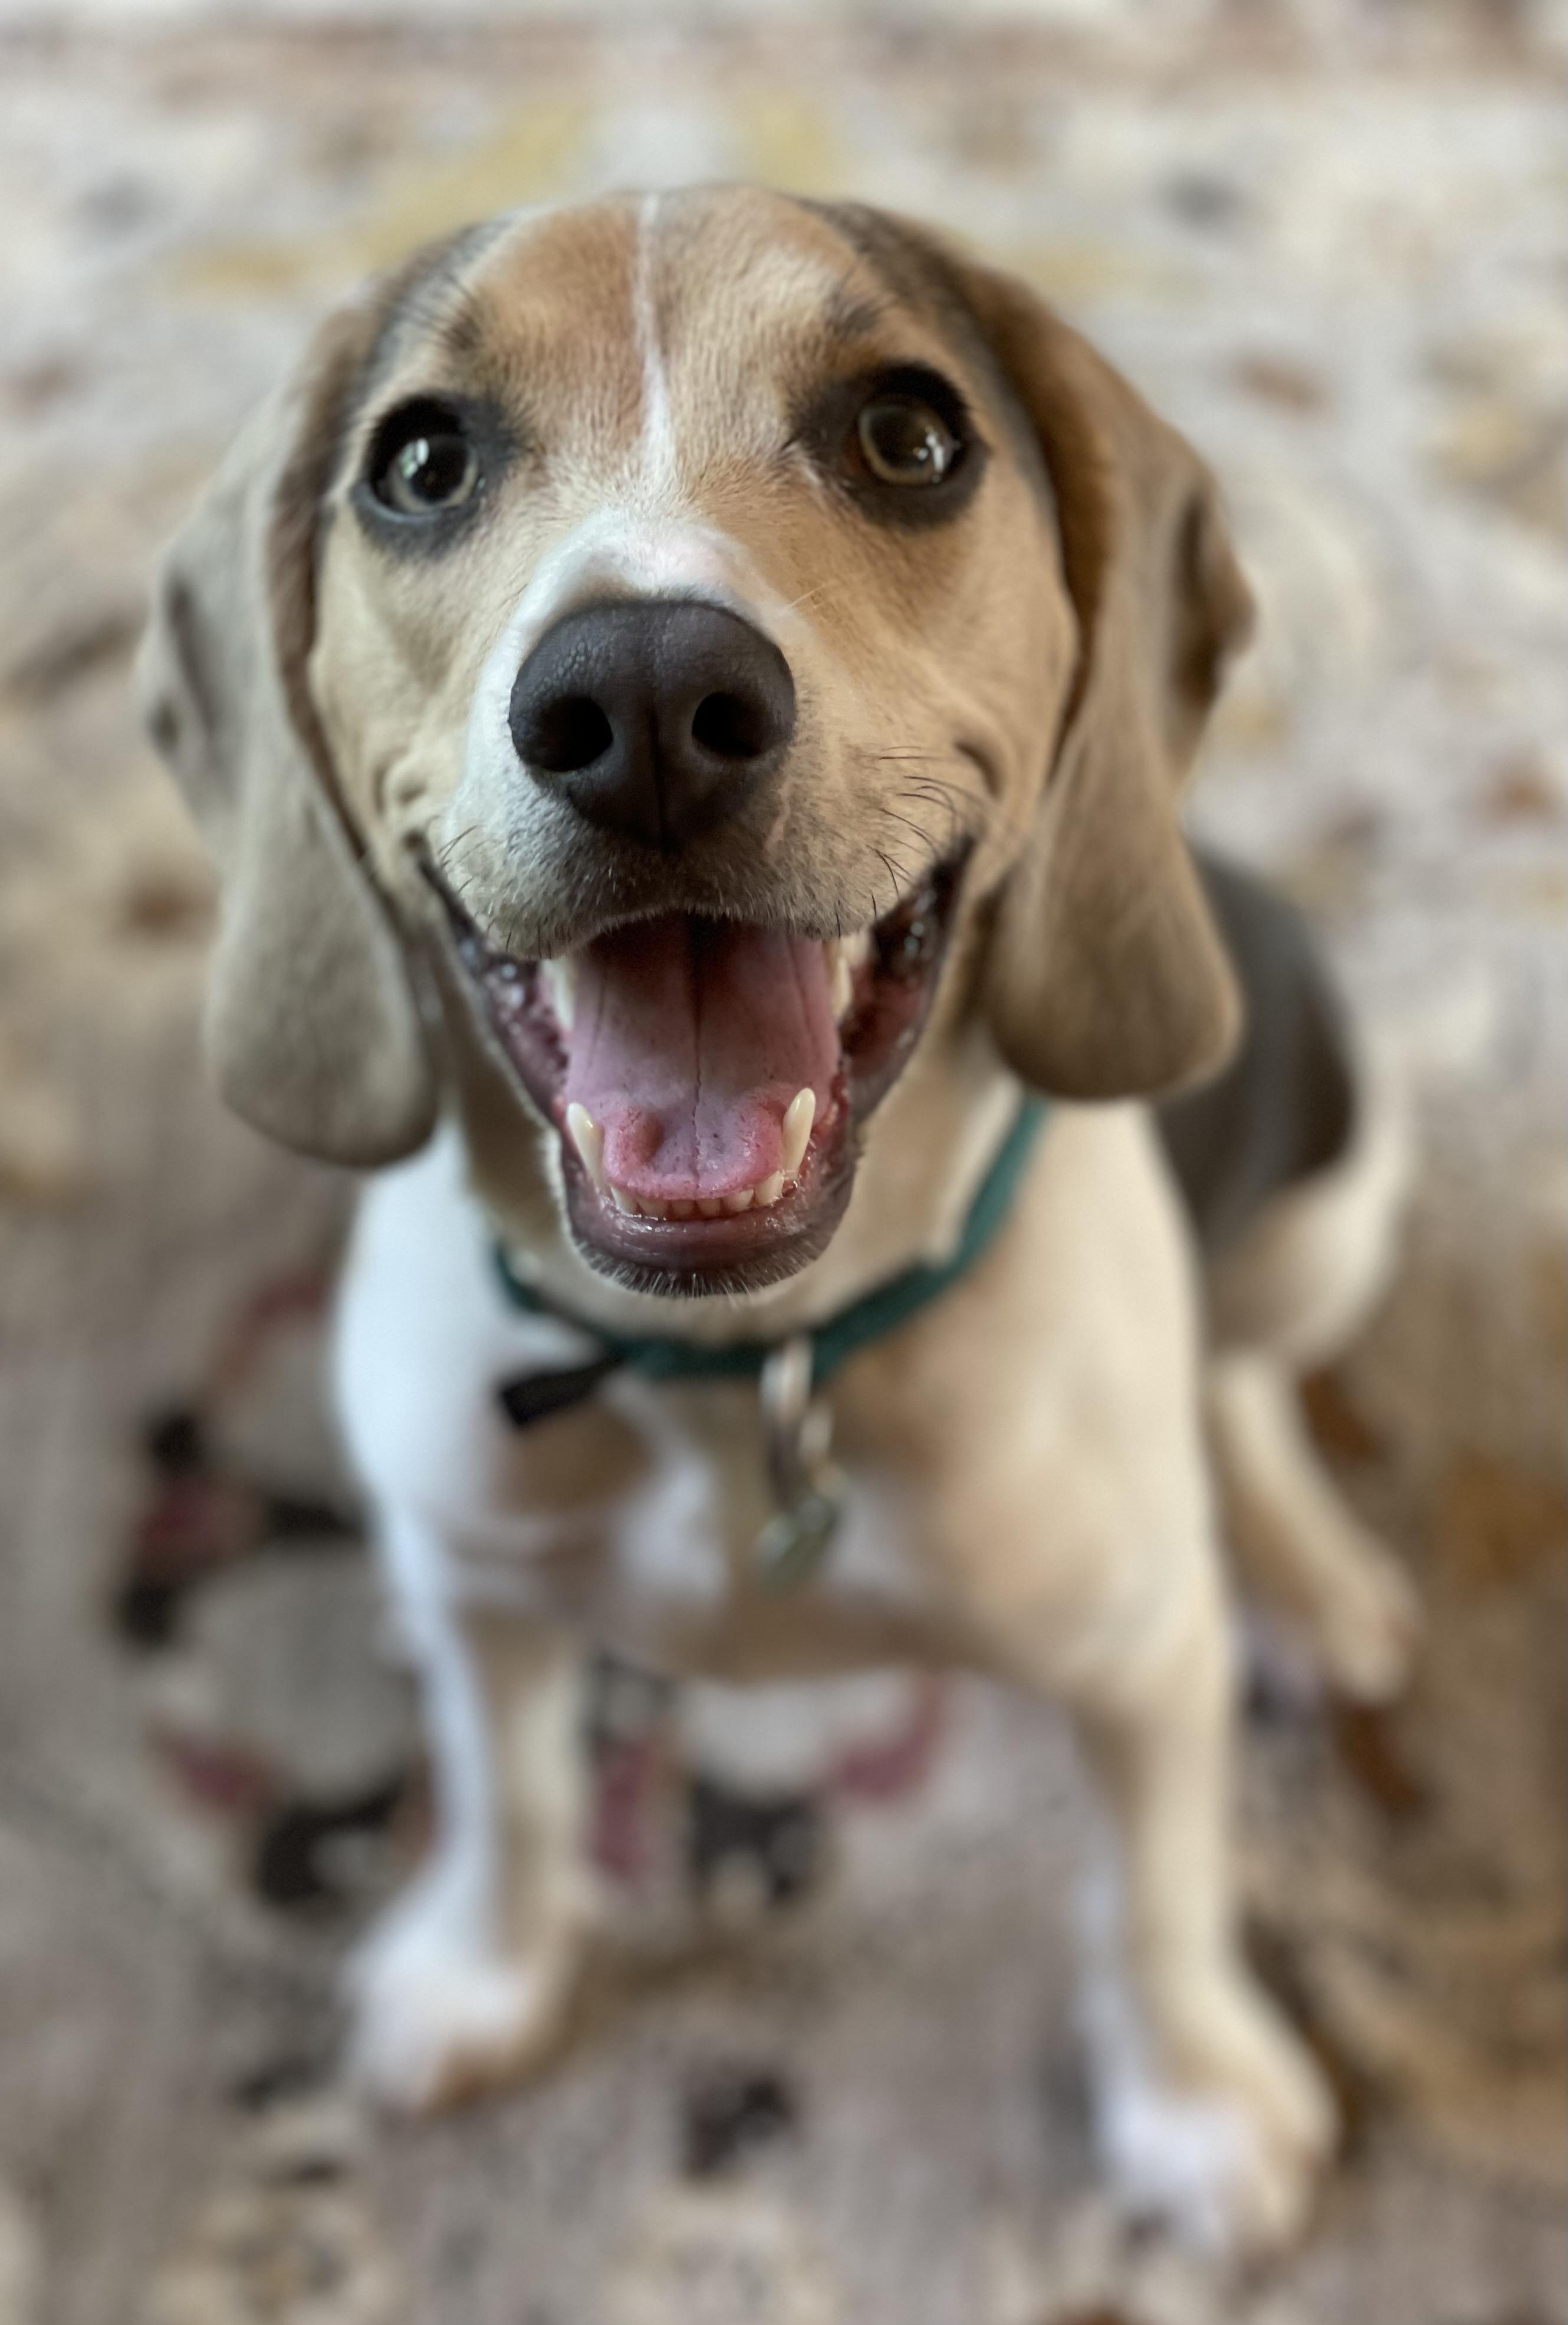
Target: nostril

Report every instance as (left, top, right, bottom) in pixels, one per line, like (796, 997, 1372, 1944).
(691, 690, 773, 761)
(522, 694, 615, 774)
(509, 600, 794, 846)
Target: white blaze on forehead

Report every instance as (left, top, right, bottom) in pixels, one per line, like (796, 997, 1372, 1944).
(458, 196, 860, 808)
(633, 192, 678, 494)
(628, 193, 853, 500)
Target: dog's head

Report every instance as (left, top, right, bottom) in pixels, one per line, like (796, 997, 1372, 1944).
(140, 186, 1251, 1296)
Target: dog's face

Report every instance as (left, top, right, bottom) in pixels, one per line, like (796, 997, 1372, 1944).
(313, 190, 1070, 1290)
(142, 186, 1253, 1296)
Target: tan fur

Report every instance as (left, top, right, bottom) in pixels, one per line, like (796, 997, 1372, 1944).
(137, 267, 449, 1164)
(872, 219, 1251, 1100)
(143, 188, 1420, 2259)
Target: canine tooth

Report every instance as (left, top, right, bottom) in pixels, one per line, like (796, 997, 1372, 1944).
(722, 1188, 754, 1214)
(830, 947, 854, 1020)
(697, 1198, 724, 1218)
(755, 1171, 784, 1209)
(564, 1103, 606, 1191)
(780, 1088, 816, 1178)
(541, 955, 576, 1029)
(610, 1183, 637, 1215)
(843, 927, 873, 971)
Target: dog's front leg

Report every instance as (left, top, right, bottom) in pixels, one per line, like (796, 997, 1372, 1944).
(346, 1505, 594, 2112)
(1058, 1574, 1335, 2258)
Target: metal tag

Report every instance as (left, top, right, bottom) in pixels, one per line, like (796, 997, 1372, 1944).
(755, 1334, 843, 1590)
(754, 1487, 841, 1591)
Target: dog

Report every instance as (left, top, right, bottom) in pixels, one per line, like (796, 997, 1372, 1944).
(139, 185, 1420, 2257)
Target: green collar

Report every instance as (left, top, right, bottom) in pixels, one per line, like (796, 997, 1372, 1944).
(492, 1095, 1049, 1395)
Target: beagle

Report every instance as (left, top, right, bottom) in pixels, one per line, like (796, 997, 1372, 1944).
(139, 186, 1420, 2258)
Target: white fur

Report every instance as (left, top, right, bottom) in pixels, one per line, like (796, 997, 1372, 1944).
(335, 1124, 944, 1649)
(334, 1128, 945, 2102)
(343, 1503, 541, 2109)
(1076, 1867, 1271, 2255)
(1074, 1861, 1332, 2257)
(337, 1474, 594, 2107)
(335, 1104, 1365, 2242)
(635, 191, 678, 495)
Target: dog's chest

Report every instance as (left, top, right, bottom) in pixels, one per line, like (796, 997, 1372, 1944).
(333, 1136, 942, 1669)
(531, 1370, 932, 1642)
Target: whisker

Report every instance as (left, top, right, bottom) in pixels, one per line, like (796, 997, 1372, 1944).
(772, 582, 836, 619)
(879, 803, 942, 856)
(892, 795, 964, 857)
(872, 845, 914, 905)
(438, 823, 482, 869)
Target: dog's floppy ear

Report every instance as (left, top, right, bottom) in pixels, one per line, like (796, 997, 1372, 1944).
(137, 294, 438, 1165)
(939, 242, 1253, 1098)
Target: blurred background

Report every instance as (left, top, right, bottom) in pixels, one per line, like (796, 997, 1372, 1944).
(0, 2, 1563, 2319)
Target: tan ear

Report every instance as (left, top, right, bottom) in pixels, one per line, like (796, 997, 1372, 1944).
(136, 297, 438, 1165)
(935, 241, 1253, 1099)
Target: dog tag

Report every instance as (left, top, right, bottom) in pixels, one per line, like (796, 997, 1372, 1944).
(754, 1486, 842, 1591)
(755, 1334, 844, 1590)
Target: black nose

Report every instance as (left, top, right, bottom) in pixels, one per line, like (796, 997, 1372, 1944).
(508, 599, 797, 850)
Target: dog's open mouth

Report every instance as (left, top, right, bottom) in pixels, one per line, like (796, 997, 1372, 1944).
(430, 853, 968, 1293)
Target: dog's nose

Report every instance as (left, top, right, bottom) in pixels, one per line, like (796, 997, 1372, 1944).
(508, 599, 796, 850)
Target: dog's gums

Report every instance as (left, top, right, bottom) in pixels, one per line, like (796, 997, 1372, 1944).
(428, 853, 967, 1293)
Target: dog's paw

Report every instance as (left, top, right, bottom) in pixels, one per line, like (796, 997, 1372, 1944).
(344, 1877, 581, 2114)
(1311, 1538, 1423, 1704)
(1084, 1966, 1336, 2261)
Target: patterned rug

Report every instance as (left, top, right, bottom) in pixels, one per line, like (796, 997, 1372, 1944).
(0, 6, 1563, 2320)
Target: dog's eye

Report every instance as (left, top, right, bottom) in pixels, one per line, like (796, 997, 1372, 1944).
(856, 395, 961, 487)
(369, 404, 480, 516)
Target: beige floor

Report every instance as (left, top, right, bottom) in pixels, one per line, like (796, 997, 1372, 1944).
(1, 9, 1564, 2321)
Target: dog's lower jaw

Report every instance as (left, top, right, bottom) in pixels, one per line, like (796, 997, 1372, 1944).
(557, 1125, 860, 1301)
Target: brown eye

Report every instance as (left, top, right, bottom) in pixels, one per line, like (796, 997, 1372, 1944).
(856, 395, 960, 487)
(370, 405, 480, 516)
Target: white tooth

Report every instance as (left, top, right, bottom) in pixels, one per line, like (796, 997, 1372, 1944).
(564, 1103, 606, 1191)
(541, 955, 576, 1030)
(830, 947, 854, 1020)
(670, 1200, 695, 1219)
(844, 927, 873, 971)
(722, 1188, 754, 1214)
(755, 1171, 784, 1209)
(639, 1196, 669, 1220)
(610, 1183, 637, 1215)
(780, 1088, 816, 1179)
(697, 1198, 724, 1218)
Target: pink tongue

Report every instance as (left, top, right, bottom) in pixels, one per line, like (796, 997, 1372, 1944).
(563, 917, 839, 1201)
